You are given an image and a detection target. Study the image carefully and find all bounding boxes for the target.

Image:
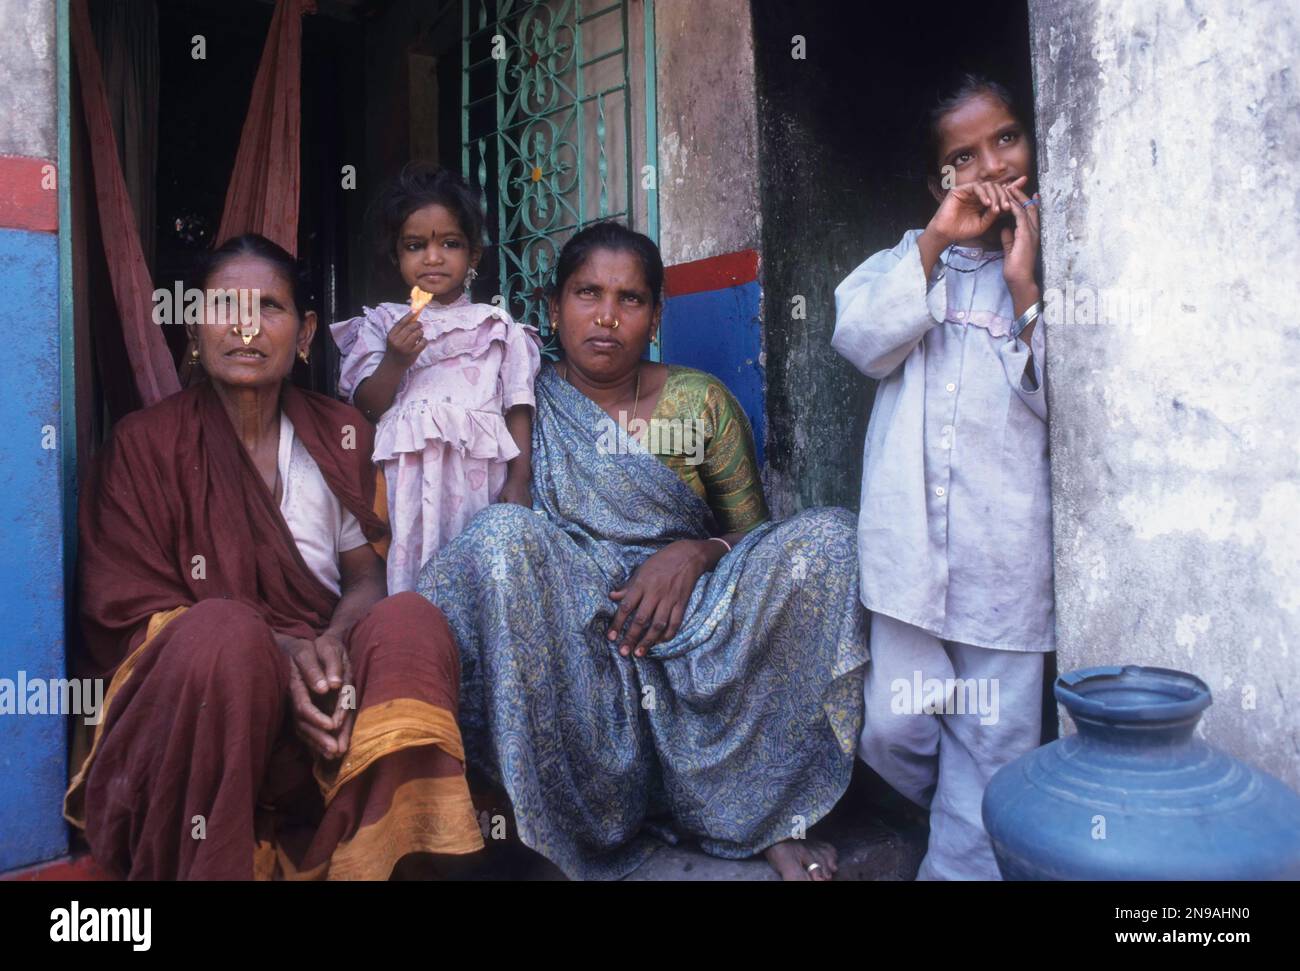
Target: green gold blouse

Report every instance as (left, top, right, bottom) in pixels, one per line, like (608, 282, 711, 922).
(642, 365, 770, 534)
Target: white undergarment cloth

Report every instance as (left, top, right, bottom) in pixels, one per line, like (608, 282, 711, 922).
(276, 410, 367, 595)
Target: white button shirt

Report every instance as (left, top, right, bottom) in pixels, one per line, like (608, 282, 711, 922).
(832, 230, 1055, 653)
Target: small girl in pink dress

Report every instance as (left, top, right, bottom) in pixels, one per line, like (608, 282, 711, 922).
(332, 164, 540, 593)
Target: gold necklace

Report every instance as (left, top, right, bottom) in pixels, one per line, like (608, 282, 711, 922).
(562, 363, 641, 427)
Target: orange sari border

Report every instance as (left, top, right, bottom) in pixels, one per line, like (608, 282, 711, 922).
(371, 466, 391, 560)
(314, 697, 467, 804)
(274, 775, 484, 881)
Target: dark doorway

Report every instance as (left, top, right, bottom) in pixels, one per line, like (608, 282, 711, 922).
(751, 0, 1035, 514)
(751, 1, 1056, 743)
(153, 0, 467, 400)
(79, 0, 465, 434)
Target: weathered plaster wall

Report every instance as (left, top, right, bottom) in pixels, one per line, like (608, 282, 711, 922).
(0, 0, 56, 158)
(654, 0, 761, 264)
(1030, 0, 1300, 786)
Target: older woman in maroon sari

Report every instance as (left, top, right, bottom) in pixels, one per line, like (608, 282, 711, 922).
(65, 234, 482, 879)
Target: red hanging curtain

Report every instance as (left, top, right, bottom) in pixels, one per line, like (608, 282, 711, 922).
(215, 0, 316, 255)
(72, 0, 313, 408)
(70, 0, 178, 407)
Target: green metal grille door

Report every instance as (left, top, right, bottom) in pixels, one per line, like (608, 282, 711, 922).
(461, 0, 658, 357)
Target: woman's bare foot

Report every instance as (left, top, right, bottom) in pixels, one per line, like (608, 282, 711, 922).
(763, 839, 838, 881)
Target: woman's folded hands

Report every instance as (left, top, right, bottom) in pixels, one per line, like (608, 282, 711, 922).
(276, 632, 356, 761)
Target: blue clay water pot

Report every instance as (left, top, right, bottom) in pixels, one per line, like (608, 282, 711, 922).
(982, 665, 1300, 880)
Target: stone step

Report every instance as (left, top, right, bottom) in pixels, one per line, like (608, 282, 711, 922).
(467, 766, 928, 881)
(12, 776, 922, 881)
(18, 774, 922, 882)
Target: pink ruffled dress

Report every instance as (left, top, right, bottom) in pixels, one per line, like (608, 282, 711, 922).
(331, 293, 541, 593)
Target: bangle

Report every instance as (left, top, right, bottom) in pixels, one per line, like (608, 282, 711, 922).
(707, 536, 732, 555)
(1011, 301, 1041, 340)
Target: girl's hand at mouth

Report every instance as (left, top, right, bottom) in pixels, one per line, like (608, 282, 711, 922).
(927, 175, 1029, 246)
(1001, 181, 1042, 304)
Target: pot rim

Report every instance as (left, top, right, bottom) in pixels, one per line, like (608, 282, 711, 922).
(1055, 665, 1212, 723)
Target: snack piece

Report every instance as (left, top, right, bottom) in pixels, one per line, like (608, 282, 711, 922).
(409, 285, 434, 313)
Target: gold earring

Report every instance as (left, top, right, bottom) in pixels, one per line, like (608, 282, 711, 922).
(189, 344, 200, 363)
(298, 349, 310, 364)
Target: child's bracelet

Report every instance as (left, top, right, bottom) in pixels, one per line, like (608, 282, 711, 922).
(1011, 302, 1042, 341)
(707, 536, 732, 555)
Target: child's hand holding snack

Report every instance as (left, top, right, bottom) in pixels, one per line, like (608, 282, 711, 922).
(384, 287, 433, 369)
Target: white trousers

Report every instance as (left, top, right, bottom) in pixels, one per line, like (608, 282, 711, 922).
(857, 612, 1045, 880)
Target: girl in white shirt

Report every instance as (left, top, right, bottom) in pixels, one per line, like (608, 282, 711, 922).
(832, 74, 1053, 880)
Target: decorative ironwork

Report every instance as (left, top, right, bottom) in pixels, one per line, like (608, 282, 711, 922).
(462, 0, 655, 358)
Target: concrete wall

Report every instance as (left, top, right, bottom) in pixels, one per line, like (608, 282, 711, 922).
(1029, 0, 1300, 786)
(0, 1, 57, 157)
(0, 0, 68, 870)
(654, 0, 761, 264)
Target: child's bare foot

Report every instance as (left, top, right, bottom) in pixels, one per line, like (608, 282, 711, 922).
(763, 838, 838, 881)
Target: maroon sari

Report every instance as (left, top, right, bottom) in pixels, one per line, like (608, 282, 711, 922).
(65, 382, 483, 879)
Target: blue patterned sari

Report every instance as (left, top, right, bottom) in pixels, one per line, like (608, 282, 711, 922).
(416, 365, 868, 879)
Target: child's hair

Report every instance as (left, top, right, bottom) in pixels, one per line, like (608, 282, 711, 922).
(201, 233, 311, 319)
(376, 162, 485, 262)
(552, 221, 664, 309)
(925, 72, 1031, 175)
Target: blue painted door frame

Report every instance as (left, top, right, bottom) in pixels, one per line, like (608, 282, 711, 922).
(0, 0, 73, 874)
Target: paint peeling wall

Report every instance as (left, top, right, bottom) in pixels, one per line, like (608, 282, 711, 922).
(1029, 0, 1300, 786)
(653, 0, 761, 264)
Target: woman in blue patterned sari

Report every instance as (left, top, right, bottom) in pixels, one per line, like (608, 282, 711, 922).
(416, 223, 869, 880)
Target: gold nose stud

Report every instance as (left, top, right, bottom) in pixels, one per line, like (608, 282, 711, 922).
(213, 292, 260, 345)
